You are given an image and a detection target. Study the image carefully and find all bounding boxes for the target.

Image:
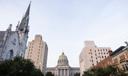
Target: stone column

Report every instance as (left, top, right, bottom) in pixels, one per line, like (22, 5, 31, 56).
(60, 69, 62, 76)
(61, 69, 62, 76)
(67, 69, 69, 76)
(58, 69, 60, 76)
(64, 69, 65, 76)
(65, 69, 67, 76)
(62, 69, 63, 76)
(56, 69, 58, 76)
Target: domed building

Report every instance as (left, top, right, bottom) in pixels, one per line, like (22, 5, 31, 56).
(58, 52, 69, 66)
(47, 52, 80, 76)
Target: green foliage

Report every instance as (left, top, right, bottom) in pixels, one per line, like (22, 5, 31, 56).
(74, 73, 80, 76)
(46, 72, 54, 76)
(0, 57, 44, 76)
(83, 66, 128, 76)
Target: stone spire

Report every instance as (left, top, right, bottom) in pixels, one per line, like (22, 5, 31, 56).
(17, 2, 31, 33)
(16, 2, 31, 57)
(24, 1, 31, 18)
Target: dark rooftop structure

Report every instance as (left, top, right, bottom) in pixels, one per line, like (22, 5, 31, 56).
(111, 46, 125, 56)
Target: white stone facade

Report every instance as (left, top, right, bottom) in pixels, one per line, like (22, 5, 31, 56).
(79, 41, 111, 76)
(0, 3, 30, 60)
(47, 52, 80, 76)
(25, 35, 48, 74)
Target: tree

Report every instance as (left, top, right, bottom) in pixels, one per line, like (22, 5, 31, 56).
(0, 57, 44, 76)
(82, 66, 128, 76)
(46, 72, 54, 76)
(74, 73, 80, 76)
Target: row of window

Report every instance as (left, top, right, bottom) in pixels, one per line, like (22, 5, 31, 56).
(90, 59, 100, 63)
(89, 52, 109, 56)
(114, 53, 128, 64)
(122, 64, 128, 71)
(91, 55, 107, 60)
(29, 46, 42, 50)
(90, 49, 109, 52)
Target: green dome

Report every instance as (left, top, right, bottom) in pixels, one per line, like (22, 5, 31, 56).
(58, 52, 69, 66)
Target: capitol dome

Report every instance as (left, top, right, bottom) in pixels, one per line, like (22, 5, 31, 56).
(57, 52, 69, 66)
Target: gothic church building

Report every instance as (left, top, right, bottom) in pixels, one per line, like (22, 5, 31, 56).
(0, 3, 31, 60)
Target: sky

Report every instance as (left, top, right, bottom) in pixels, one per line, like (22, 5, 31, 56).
(0, 0, 128, 67)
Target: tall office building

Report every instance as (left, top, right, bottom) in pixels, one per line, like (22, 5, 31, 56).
(79, 41, 111, 76)
(25, 35, 48, 74)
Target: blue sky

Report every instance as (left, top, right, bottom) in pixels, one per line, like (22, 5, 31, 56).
(0, 0, 128, 67)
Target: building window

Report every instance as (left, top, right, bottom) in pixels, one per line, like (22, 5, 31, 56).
(105, 56, 106, 58)
(126, 53, 128, 58)
(122, 65, 126, 71)
(89, 52, 92, 54)
(102, 56, 104, 58)
(114, 58, 118, 64)
(120, 55, 125, 63)
(96, 57, 97, 59)
(91, 56, 93, 58)
(125, 64, 128, 70)
(96, 61, 98, 64)
(9, 50, 13, 59)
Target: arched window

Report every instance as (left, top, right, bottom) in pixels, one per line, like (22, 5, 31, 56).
(9, 49, 13, 59)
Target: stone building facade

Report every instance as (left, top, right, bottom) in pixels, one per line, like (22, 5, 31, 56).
(111, 45, 128, 73)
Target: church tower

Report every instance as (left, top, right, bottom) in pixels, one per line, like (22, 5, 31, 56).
(16, 2, 31, 57)
(0, 2, 31, 60)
